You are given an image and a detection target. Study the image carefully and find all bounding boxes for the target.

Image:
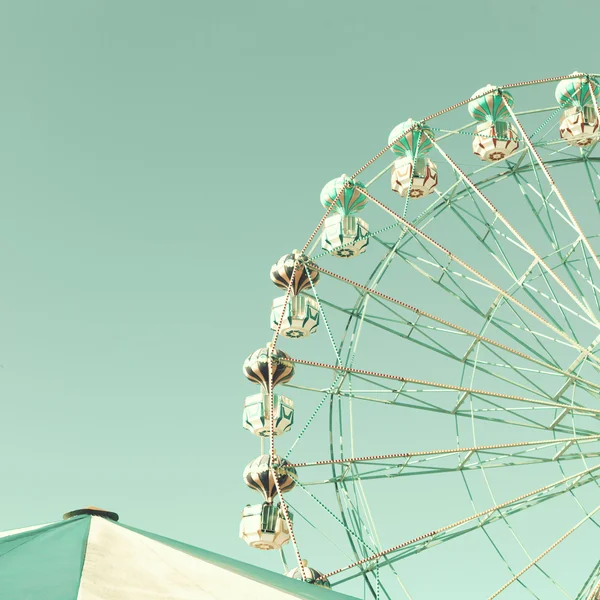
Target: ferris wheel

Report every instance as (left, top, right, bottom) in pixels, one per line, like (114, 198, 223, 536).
(239, 72, 600, 600)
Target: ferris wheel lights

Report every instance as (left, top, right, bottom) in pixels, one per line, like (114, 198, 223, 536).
(240, 502, 292, 550)
(244, 454, 297, 502)
(391, 156, 439, 199)
(322, 213, 369, 258)
(243, 391, 294, 437)
(286, 560, 332, 588)
(270, 294, 319, 338)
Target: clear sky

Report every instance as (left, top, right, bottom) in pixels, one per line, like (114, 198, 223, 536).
(1, 1, 600, 599)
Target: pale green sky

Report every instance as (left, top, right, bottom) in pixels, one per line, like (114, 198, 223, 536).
(1, 1, 600, 598)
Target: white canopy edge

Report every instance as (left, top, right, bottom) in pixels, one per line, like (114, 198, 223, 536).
(78, 516, 306, 600)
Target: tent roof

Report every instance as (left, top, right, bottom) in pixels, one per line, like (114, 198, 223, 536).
(0, 512, 358, 600)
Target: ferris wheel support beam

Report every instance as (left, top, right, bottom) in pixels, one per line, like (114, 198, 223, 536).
(356, 186, 600, 368)
(320, 462, 600, 586)
(427, 136, 600, 330)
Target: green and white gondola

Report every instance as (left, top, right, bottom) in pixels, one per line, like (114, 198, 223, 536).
(556, 72, 600, 147)
(468, 85, 519, 162)
(389, 119, 439, 198)
(320, 175, 369, 259)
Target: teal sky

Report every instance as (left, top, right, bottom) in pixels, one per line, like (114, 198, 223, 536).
(1, 1, 600, 598)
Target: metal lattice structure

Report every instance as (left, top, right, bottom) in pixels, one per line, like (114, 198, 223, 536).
(240, 73, 600, 600)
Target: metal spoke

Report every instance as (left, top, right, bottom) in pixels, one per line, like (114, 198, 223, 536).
(488, 502, 600, 599)
(283, 356, 600, 419)
(324, 463, 600, 585)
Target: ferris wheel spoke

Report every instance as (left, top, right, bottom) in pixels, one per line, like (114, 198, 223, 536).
(291, 436, 600, 484)
(320, 463, 600, 586)
(284, 380, 599, 436)
(284, 357, 600, 421)
(346, 387, 562, 432)
(284, 367, 600, 435)
(487, 501, 600, 600)
(298, 447, 600, 483)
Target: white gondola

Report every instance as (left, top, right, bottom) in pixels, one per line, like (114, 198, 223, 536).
(321, 213, 368, 258)
(240, 503, 291, 550)
(559, 106, 599, 147)
(391, 156, 438, 199)
(472, 121, 519, 161)
(243, 391, 294, 437)
(270, 294, 319, 339)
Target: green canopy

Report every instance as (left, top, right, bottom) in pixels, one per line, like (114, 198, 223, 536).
(0, 509, 358, 600)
